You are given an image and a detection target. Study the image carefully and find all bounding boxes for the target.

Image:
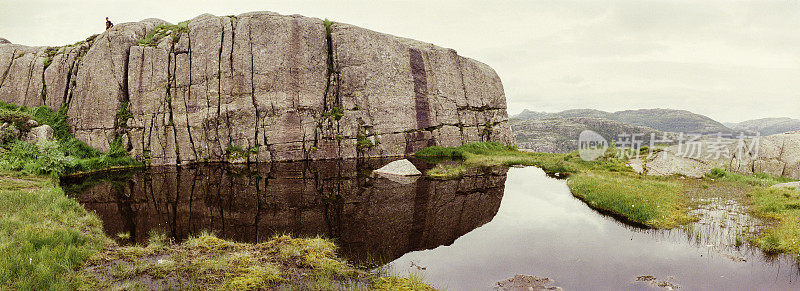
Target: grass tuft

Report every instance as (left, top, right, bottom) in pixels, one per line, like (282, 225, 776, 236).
(426, 163, 467, 180)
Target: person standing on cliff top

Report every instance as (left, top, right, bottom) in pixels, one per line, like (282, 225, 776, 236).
(105, 17, 113, 30)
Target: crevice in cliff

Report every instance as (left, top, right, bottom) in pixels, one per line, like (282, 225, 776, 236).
(168, 40, 181, 164)
(61, 53, 76, 109)
(455, 55, 470, 145)
(40, 63, 47, 105)
(215, 17, 225, 158)
(247, 19, 260, 149)
(184, 32, 199, 161)
(64, 35, 97, 113)
(226, 17, 236, 151)
(21, 51, 37, 105)
(131, 47, 148, 160)
(322, 19, 335, 112)
(320, 19, 345, 157)
(0, 48, 16, 88)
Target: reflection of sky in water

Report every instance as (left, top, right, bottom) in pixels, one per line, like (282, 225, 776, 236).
(389, 167, 799, 290)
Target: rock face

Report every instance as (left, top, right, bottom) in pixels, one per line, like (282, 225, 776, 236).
(0, 12, 512, 165)
(644, 131, 800, 179)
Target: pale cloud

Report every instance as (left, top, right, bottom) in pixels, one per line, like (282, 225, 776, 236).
(1, 0, 798, 122)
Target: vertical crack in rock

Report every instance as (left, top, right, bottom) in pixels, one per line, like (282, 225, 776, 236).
(248, 20, 260, 148)
(167, 41, 181, 164)
(64, 47, 84, 111)
(184, 32, 198, 161)
(21, 51, 37, 106)
(216, 17, 225, 158)
(287, 18, 306, 159)
(455, 56, 469, 144)
(133, 47, 147, 158)
(226, 17, 236, 150)
(40, 50, 49, 105)
(61, 52, 77, 109)
(0, 48, 15, 88)
(322, 20, 334, 112)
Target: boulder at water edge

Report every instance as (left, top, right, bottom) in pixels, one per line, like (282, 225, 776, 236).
(373, 159, 422, 176)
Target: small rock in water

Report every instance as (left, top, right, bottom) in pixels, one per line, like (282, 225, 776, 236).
(373, 159, 422, 176)
(494, 274, 562, 290)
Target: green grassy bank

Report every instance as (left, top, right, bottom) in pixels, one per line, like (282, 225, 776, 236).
(0, 175, 109, 289)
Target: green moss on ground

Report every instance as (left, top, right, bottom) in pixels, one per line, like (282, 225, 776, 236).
(137, 21, 190, 47)
(79, 232, 436, 290)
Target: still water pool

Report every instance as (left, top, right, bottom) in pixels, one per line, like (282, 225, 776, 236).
(63, 161, 799, 290)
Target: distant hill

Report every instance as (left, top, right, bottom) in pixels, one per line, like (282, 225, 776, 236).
(511, 117, 663, 153)
(515, 110, 552, 119)
(726, 117, 800, 136)
(514, 108, 731, 134)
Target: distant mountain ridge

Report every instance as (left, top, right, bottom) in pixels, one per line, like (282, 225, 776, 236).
(726, 117, 800, 136)
(512, 108, 800, 152)
(511, 117, 663, 153)
(514, 108, 730, 134)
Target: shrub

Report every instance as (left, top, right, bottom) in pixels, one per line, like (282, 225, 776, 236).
(356, 135, 375, 150)
(323, 107, 344, 121)
(0, 140, 77, 176)
(0, 101, 140, 175)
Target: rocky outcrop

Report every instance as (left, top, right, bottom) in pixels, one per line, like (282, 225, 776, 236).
(771, 182, 800, 190)
(643, 131, 800, 179)
(0, 12, 512, 164)
(24, 125, 54, 144)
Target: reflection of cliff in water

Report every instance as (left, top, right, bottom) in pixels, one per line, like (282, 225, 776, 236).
(62, 159, 508, 264)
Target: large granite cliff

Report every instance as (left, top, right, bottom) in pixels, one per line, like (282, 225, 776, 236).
(0, 12, 512, 165)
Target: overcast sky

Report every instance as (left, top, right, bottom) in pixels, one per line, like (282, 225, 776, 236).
(1, 0, 798, 122)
